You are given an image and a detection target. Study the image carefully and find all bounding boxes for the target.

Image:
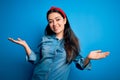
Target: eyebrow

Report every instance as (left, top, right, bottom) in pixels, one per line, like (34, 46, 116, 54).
(48, 16, 61, 21)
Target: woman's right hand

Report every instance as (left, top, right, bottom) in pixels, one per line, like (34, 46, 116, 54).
(8, 37, 31, 55)
(8, 38, 28, 47)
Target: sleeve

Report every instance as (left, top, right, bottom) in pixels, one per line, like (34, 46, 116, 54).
(73, 55, 91, 70)
(26, 36, 46, 64)
(26, 50, 41, 64)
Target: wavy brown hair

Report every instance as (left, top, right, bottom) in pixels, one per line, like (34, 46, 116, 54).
(45, 8, 80, 63)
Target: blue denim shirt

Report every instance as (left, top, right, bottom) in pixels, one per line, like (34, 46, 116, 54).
(27, 35, 91, 80)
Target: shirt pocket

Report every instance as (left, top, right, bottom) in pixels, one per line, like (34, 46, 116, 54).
(41, 40, 56, 55)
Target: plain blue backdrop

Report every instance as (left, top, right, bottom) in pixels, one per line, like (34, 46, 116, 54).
(0, 0, 120, 80)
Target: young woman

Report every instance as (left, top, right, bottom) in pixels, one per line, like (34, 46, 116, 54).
(8, 6, 109, 80)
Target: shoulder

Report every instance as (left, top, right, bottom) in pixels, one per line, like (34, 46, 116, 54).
(38, 35, 55, 47)
(41, 35, 55, 41)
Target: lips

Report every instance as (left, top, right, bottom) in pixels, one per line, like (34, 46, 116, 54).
(54, 29, 58, 32)
(53, 26, 59, 31)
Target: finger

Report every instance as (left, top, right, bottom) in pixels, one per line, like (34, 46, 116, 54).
(94, 50, 102, 53)
(17, 38, 22, 41)
(8, 37, 12, 40)
(8, 38, 18, 43)
(100, 52, 110, 58)
(103, 52, 110, 56)
(8, 37, 14, 41)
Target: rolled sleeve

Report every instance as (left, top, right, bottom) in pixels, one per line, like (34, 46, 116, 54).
(28, 50, 37, 61)
(26, 50, 38, 64)
(74, 55, 91, 70)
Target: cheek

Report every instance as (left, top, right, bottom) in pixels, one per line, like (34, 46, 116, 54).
(62, 26, 65, 31)
(49, 24, 53, 29)
(49, 24, 51, 27)
(49, 23, 52, 26)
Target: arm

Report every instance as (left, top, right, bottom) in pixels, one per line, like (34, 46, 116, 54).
(87, 50, 109, 60)
(74, 55, 91, 70)
(8, 37, 40, 64)
(74, 50, 110, 70)
(8, 38, 31, 56)
(84, 50, 110, 66)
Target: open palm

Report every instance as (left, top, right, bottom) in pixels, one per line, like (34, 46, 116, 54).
(8, 38, 27, 46)
(87, 50, 109, 60)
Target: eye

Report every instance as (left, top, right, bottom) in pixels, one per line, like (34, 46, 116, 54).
(48, 20, 53, 24)
(56, 19, 60, 21)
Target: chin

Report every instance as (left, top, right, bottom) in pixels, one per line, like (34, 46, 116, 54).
(54, 31, 60, 33)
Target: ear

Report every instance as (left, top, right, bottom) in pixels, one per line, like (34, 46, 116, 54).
(63, 18, 67, 25)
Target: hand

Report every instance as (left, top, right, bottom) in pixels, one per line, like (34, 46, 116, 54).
(87, 50, 110, 60)
(8, 37, 27, 47)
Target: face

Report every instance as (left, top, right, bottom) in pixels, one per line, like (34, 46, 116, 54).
(48, 12, 66, 37)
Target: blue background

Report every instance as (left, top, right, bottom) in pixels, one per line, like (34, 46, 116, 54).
(0, 0, 120, 80)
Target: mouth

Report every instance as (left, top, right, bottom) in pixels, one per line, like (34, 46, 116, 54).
(53, 27, 58, 31)
(54, 29, 58, 32)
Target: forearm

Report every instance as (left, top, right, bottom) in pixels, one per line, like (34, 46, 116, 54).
(8, 37, 32, 56)
(84, 57, 90, 67)
(23, 44, 31, 56)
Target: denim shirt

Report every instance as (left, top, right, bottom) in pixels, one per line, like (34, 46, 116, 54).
(27, 35, 91, 80)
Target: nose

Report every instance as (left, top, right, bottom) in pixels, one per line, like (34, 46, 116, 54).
(53, 20, 57, 26)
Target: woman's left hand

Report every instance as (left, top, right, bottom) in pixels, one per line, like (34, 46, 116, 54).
(87, 50, 110, 60)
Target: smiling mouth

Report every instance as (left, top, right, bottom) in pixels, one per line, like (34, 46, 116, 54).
(53, 27, 58, 31)
(54, 29, 58, 31)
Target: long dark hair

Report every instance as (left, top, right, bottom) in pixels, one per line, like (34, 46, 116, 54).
(45, 7, 80, 63)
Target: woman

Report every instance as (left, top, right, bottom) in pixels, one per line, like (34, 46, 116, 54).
(8, 6, 109, 80)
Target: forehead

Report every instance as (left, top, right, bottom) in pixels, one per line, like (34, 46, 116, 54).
(48, 12, 62, 19)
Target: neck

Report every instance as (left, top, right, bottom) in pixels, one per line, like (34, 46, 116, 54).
(56, 33, 64, 40)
